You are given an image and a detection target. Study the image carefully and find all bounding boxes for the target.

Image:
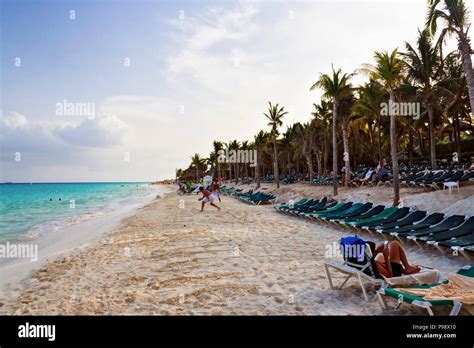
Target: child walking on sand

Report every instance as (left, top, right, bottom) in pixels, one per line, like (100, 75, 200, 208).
(198, 187, 221, 212)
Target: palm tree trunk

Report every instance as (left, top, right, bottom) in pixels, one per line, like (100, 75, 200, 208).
(235, 163, 239, 184)
(323, 132, 328, 176)
(342, 116, 350, 187)
(428, 106, 437, 169)
(255, 150, 261, 189)
(418, 130, 424, 158)
(454, 114, 461, 160)
(459, 33, 474, 113)
(306, 155, 313, 182)
(287, 153, 291, 176)
(389, 91, 400, 206)
(316, 153, 322, 177)
(273, 138, 280, 188)
(408, 127, 413, 167)
(369, 123, 376, 164)
(217, 162, 221, 181)
(332, 101, 338, 196)
(377, 116, 382, 162)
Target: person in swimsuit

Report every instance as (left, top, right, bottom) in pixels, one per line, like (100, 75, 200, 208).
(198, 187, 221, 212)
(211, 181, 221, 203)
(372, 241, 420, 277)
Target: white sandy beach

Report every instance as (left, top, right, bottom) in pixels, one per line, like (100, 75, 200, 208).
(0, 183, 471, 315)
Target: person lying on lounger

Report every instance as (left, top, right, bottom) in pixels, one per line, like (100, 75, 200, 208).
(353, 168, 374, 185)
(198, 187, 221, 212)
(370, 241, 420, 278)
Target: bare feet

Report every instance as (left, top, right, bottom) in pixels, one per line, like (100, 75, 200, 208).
(403, 265, 420, 275)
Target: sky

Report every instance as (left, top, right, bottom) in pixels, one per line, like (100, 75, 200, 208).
(0, 0, 470, 182)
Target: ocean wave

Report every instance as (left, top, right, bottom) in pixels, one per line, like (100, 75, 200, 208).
(18, 184, 169, 242)
(20, 209, 112, 241)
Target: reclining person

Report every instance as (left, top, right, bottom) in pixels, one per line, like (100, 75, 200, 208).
(369, 241, 420, 278)
(355, 168, 374, 185)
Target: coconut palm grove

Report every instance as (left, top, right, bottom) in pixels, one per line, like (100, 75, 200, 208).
(177, 0, 474, 207)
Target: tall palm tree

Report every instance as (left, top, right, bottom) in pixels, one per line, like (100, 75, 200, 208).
(280, 126, 292, 176)
(311, 100, 332, 175)
(190, 153, 206, 182)
(294, 122, 314, 181)
(241, 140, 250, 181)
(439, 53, 470, 158)
(401, 29, 446, 169)
(361, 49, 406, 206)
(264, 102, 288, 188)
(427, 0, 474, 113)
(352, 80, 388, 163)
(212, 140, 224, 180)
(338, 92, 356, 187)
(228, 140, 240, 184)
(253, 130, 268, 189)
(176, 168, 184, 181)
(225, 142, 232, 181)
(310, 66, 352, 196)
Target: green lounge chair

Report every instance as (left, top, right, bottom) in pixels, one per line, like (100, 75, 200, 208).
(344, 207, 397, 228)
(377, 265, 474, 316)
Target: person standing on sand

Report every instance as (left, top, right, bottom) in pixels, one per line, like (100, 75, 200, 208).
(198, 187, 221, 212)
(211, 180, 221, 203)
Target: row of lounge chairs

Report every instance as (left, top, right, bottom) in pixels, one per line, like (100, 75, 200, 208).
(400, 169, 474, 189)
(303, 168, 474, 191)
(275, 197, 474, 258)
(220, 187, 277, 205)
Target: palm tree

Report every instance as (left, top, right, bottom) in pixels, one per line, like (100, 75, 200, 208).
(212, 140, 224, 179)
(253, 130, 268, 189)
(241, 140, 250, 182)
(281, 125, 297, 176)
(294, 122, 314, 181)
(311, 101, 332, 175)
(228, 140, 240, 184)
(176, 168, 184, 181)
(361, 49, 406, 206)
(352, 80, 388, 164)
(338, 92, 356, 187)
(225, 142, 232, 181)
(427, 0, 474, 113)
(310, 66, 352, 196)
(190, 153, 206, 182)
(264, 102, 288, 188)
(439, 53, 470, 158)
(401, 29, 446, 169)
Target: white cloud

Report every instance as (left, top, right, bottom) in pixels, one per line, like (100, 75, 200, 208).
(2, 112, 28, 129)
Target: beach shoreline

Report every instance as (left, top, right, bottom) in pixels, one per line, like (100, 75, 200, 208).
(0, 184, 170, 306)
(1, 183, 470, 315)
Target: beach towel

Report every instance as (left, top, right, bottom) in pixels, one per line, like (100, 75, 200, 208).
(395, 274, 474, 304)
(383, 269, 440, 288)
(340, 236, 366, 262)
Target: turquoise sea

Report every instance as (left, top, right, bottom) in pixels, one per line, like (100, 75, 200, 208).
(0, 182, 156, 242)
